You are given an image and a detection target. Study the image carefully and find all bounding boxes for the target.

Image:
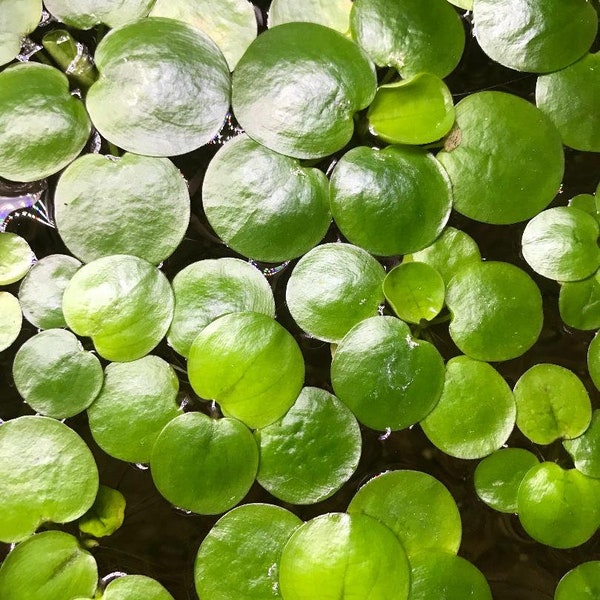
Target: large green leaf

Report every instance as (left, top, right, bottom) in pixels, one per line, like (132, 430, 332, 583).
(268, 0, 352, 33)
(44, 0, 154, 28)
(0, 0, 42, 66)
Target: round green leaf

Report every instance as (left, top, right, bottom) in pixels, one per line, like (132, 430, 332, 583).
(473, 0, 597, 73)
(0, 0, 42, 66)
(86, 17, 230, 157)
(268, 0, 352, 34)
(188, 312, 304, 429)
(514, 363, 592, 445)
(232, 22, 376, 159)
(103, 575, 174, 600)
(421, 356, 516, 459)
(588, 332, 600, 392)
(195, 503, 302, 600)
(331, 316, 445, 431)
(474, 448, 540, 513)
(78, 485, 126, 538)
(522, 206, 600, 282)
(13, 328, 103, 419)
(202, 134, 330, 262)
(0, 292, 21, 352)
(564, 410, 600, 479)
(18, 254, 81, 329)
(256, 386, 362, 504)
(0, 232, 34, 285)
(347, 470, 462, 556)
(150, 0, 256, 70)
(150, 412, 258, 515)
(55, 153, 190, 265)
(0, 62, 91, 182)
(44, 0, 154, 28)
(279, 512, 411, 600)
(437, 91, 564, 224)
(0, 531, 97, 600)
(329, 146, 452, 256)
(517, 462, 600, 548)
(406, 227, 481, 286)
(383, 262, 445, 323)
(350, 0, 465, 78)
(536, 53, 600, 152)
(555, 561, 600, 600)
(167, 258, 275, 358)
(87, 355, 180, 464)
(569, 193, 598, 219)
(367, 73, 455, 145)
(409, 551, 492, 600)
(62, 254, 174, 362)
(560, 273, 600, 331)
(285, 242, 386, 343)
(446, 261, 543, 362)
(0, 415, 99, 542)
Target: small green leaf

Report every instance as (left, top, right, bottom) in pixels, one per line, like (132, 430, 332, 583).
(268, 0, 352, 34)
(195, 503, 302, 600)
(588, 332, 600, 392)
(188, 312, 304, 429)
(383, 262, 445, 323)
(44, 0, 154, 28)
(150, 412, 258, 515)
(0, 292, 22, 352)
(559, 273, 600, 331)
(564, 410, 600, 479)
(79, 485, 126, 538)
(0, 232, 34, 285)
(569, 193, 598, 219)
(103, 575, 174, 600)
(555, 561, 600, 600)
(514, 363, 592, 445)
(0, 0, 42, 66)
(347, 470, 462, 556)
(421, 356, 516, 459)
(367, 73, 455, 145)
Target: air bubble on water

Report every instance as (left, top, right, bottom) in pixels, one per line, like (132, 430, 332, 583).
(378, 304, 385, 316)
(39, 8, 54, 27)
(173, 505, 193, 516)
(558, 183, 564, 194)
(179, 395, 191, 411)
(101, 572, 127, 586)
(106, 155, 119, 162)
(134, 463, 149, 471)
(17, 37, 42, 62)
(378, 427, 392, 441)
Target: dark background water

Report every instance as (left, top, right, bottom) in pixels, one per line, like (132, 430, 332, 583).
(1, 4, 600, 599)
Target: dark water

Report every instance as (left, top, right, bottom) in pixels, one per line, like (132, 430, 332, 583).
(1, 4, 600, 600)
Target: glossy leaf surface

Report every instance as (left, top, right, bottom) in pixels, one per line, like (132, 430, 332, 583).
(555, 561, 600, 600)
(44, 0, 154, 28)
(0, 292, 21, 352)
(268, 0, 352, 33)
(564, 410, 600, 479)
(559, 273, 600, 331)
(0, 0, 41, 66)
(0, 232, 34, 285)
(103, 575, 174, 600)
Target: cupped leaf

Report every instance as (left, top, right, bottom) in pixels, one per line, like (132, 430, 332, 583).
(103, 575, 174, 600)
(329, 146, 452, 256)
(150, 0, 256, 70)
(473, 0, 598, 73)
(437, 91, 564, 224)
(279, 513, 411, 600)
(150, 412, 258, 515)
(564, 410, 600, 479)
(367, 73, 455, 145)
(13, 328, 103, 419)
(18, 254, 81, 329)
(286, 243, 386, 343)
(350, 0, 465, 79)
(55, 153, 190, 265)
(383, 262, 445, 323)
(555, 561, 600, 600)
(78, 485, 126, 538)
(409, 551, 492, 600)
(62, 254, 174, 362)
(446, 261, 543, 361)
(86, 17, 230, 157)
(331, 316, 445, 431)
(0, 292, 21, 352)
(167, 258, 275, 358)
(188, 312, 304, 429)
(514, 363, 592, 445)
(256, 386, 361, 504)
(87, 355, 181, 464)
(347, 470, 462, 556)
(569, 193, 599, 220)
(232, 22, 376, 159)
(202, 134, 330, 262)
(588, 332, 600, 392)
(559, 273, 600, 331)
(536, 53, 600, 152)
(0, 0, 42, 66)
(474, 448, 540, 513)
(0, 63, 91, 182)
(517, 462, 600, 548)
(0, 415, 99, 542)
(0, 231, 34, 285)
(268, 0, 352, 33)
(0, 531, 97, 600)
(43, 0, 154, 28)
(522, 206, 600, 282)
(421, 356, 516, 459)
(195, 503, 302, 600)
